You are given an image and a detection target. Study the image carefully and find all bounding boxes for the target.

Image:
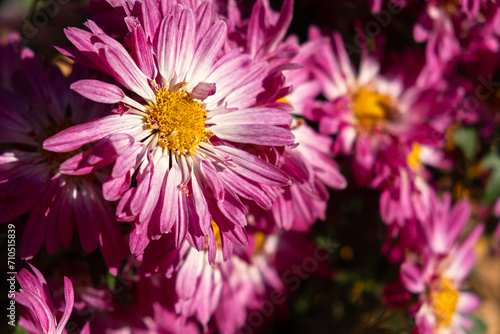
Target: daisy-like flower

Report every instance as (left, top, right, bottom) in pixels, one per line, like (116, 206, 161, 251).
(0, 38, 126, 274)
(44, 0, 294, 257)
(225, 3, 347, 231)
(224, 0, 296, 65)
(137, 229, 284, 334)
(314, 33, 460, 183)
(13, 263, 82, 334)
(312, 32, 461, 228)
(268, 33, 347, 230)
(400, 193, 483, 334)
(372, 0, 500, 83)
(266, 121, 347, 231)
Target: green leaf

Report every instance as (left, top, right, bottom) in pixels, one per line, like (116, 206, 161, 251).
(464, 314, 488, 334)
(481, 151, 500, 205)
(453, 127, 478, 159)
(107, 272, 116, 291)
(13, 326, 29, 334)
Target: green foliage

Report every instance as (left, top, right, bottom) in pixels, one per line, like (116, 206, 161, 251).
(453, 127, 478, 160)
(464, 314, 488, 334)
(13, 326, 28, 334)
(481, 150, 500, 204)
(107, 272, 117, 291)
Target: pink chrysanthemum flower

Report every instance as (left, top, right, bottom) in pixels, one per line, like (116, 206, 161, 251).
(136, 228, 284, 333)
(225, 3, 347, 230)
(0, 39, 126, 274)
(311, 32, 461, 229)
(224, 0, 296, 65)
(314, 33, 459, 183)
(14, 263, 80, 334)
(268, 121, 347, 231)
(372, 0, 500, 83)
(269, 35, 347, 230)
(44, 0, 295, 257)
(400, 193, 483, 334)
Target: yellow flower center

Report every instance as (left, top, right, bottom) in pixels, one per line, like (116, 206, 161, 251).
(440, 0, 460, 14)
(407, 143, 421, 170)
(145, 87, 211, 155)
(276, 97, 289, 104)
(253, 231, 266, 255)
(352, 88, 392, 129)
(430, 277, 459, 329)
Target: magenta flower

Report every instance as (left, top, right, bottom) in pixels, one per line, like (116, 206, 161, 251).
(224, 7, 348, 231)
(44, 0, 294, 257)
(314, 33, 459, 182)
(271, 122, 347, 231)
(14, 263, 77, 334)
(224, 0, 296, 65)
(400, 193, 483, 333)
(374, 1, 500, 83)
(268, 35, 347, 230)
(136, 229, 284, 333)
(310, 31, 461, 231)
(0, 39, 126, 274)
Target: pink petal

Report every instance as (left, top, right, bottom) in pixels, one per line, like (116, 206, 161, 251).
(215, 146, 291, 186)
(400, 261, 424, 293)
(55, 277, 74, 334)
(70, 79, 125, 104)
(211, 124, 294, 146)
(43, 115, 139, 153)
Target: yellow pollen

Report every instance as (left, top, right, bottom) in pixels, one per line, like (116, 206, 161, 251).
(276, 97, 289, 104)
(145, 87, 211, 155)
(352, 88, 392, 128)
(430, 277, 459, 329)
(440, 0, 460, 13)
(253, 231, 266, 255)
(407, 143, 421, 170)
(211, 220, 222, 249)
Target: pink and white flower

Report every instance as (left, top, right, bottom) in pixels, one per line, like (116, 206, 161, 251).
(311, 31, 461, 232)
(14, 263, 80, 334)
(136, 229, 284, 333)
(400, 193, 483, 334)
(44, 0, 295, 257)
(0, 39, 126, 274)
(225, 3, 347, 231)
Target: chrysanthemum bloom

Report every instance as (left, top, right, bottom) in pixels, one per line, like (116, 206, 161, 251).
(314, 33, 459, 181)
(225, 3, 347, 230)
(0, 39, 126, 274)
(224, 0, 296, 65)
(412, 0, 500, 85)
(400, 193, 483, 334)
(14, 263, 81, 334)
(267, 121, 347, 231)
(371, 0, 500, 83)
(44, 0, 294, 256)
(312, 33, 460, 226)
(135, 228, 284, 333)
(374, 140, 456, 263)
(268, 34, 347, 230)
(459, 3, 500, 78)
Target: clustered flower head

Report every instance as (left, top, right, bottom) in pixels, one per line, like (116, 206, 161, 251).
(3, 0, 500, 333)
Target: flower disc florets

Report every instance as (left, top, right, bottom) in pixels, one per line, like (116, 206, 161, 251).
(145, 86, 211, 155)
(430, 276, 459, 328)
(352, 87, 394, 129)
